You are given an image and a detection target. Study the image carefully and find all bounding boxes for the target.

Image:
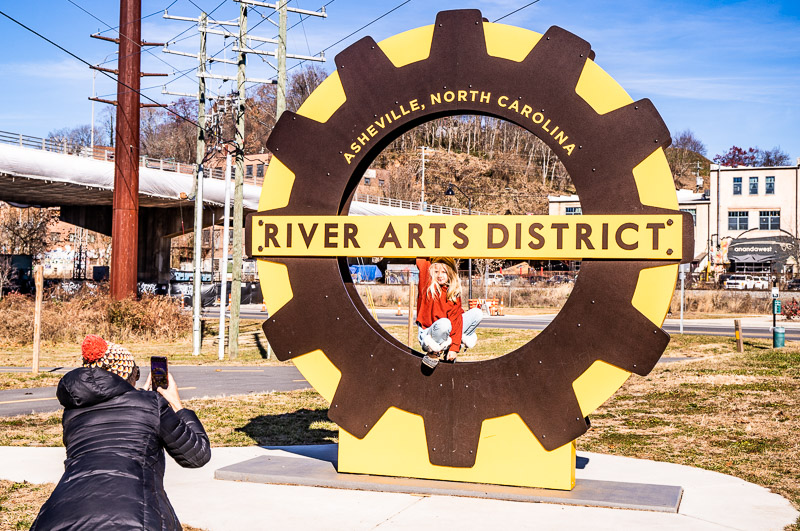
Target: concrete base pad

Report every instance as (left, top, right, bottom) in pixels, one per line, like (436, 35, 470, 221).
(215, 445, 683, 513)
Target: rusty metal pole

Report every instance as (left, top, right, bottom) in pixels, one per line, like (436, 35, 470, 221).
(110, 0, 141, 299)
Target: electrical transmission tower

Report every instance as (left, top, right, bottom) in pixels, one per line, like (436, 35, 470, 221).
(162, 1, 326, 359)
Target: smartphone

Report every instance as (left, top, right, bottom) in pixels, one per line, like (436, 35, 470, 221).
(150, 356, 169, 391)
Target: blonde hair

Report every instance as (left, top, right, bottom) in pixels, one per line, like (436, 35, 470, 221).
(427, 259, 461, 303)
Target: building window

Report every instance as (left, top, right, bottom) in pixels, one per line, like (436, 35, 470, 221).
(565, 206, 582, 215)
(728, 211, 748, 230)
(680, 208, 697, 226)
(364, 177, 371, 185)
(378, 179, 385, 187)
(256, 163, 264, 178)
(733, 177, 742, 195)
(749, 176, 758, 195)
(765, 176, 775, 195)
(759, 210, 780, 230)
(246, 165, 253, 177)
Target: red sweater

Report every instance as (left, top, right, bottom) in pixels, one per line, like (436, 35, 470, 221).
(416, 258, 464, 353)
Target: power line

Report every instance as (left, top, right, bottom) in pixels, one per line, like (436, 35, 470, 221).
(287, 0, 409, 74)
(162, 0, 226, 47)
(493, 0, 542, 23)
(0, 9, 199, 128)
(317, 0, 409, 56)
(295, 0, 313, 56)
(65, 0, 186, 78)
(90, 1, 178, 35)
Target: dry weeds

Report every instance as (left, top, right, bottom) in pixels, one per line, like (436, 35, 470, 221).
(0, 480, 55, 530)
(0, 290, 190, 346)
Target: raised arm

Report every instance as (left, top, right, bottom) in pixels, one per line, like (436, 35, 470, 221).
(157, 375, 211, 468)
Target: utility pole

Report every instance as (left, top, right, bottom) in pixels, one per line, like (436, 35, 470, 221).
(695, 161, 703, 192)
(236, 0, 327, 119)
(163, 5, 323, 360)
(90, 0, 165, 299)
(111, 0, 142, 299)
(420, 146, 434, 212)
(276, 0, 288, 119)
(191, 13, 208, 357)
(218, 151, 232, 361)
(229, 2, 248, 359)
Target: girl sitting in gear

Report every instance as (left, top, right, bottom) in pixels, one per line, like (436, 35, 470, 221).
(416, 257, 482, 369)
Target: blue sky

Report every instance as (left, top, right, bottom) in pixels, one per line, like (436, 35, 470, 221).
(1, 0, 798, 161)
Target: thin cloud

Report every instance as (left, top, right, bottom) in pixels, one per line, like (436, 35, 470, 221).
(622, 76, 800, 105)
(2, 59, 87, 81)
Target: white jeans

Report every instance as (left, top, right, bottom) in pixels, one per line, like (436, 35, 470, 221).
(418, 307, 483, 351)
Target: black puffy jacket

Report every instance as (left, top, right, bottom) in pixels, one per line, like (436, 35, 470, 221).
(31, 367, 211, 531)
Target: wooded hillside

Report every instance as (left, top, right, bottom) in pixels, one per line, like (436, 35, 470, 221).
(54, 66, 710, 214)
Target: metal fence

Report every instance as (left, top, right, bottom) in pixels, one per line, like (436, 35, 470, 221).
(1, 130, 482, 212)
(352, 192, 488, 216)
(0, 130, 195, 175)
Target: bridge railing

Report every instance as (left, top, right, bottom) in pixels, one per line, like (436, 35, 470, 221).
(352, 193, 487, 216)
(1, 130, 490, 215)
(0, 130, 195, 175)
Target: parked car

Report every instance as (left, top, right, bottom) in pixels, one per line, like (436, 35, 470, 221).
(527, 275, 548, 285)
(486, 273, 508, 286)
(547, 275, 575, 285)
(786, 278, 800, 290)
(752, 277, 769, 290)
(724, 274, 755, 290)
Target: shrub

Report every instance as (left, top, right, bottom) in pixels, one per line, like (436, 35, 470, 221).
(781, 298, 800, 320)
(0, 289, 190, 346)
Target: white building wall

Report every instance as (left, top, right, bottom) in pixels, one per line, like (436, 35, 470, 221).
(709, 164, 800, 244)
(548, 193, 709, 260)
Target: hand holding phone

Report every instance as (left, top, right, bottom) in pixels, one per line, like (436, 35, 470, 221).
(150, 356, 169, 391)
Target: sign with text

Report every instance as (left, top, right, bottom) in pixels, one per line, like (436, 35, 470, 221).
(248, 215, 683, 259)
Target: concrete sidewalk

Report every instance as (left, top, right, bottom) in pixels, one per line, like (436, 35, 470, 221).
(2, 445, 796, 530)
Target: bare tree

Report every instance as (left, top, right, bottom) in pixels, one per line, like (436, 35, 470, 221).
(245, 84, 277, 153)
(47, 125, 93, 154)
(99, 106, 115, 147)
(474, 258, 504, 297)
(286, 65, 328, 112)
(0, 205, 59, 258)
(666, 129, 708, 188)
(757, 146, 791, 166)
(0, 256, 12, 300)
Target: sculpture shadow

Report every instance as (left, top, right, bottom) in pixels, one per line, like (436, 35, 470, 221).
(253, 333, 271, 359)
(235, 408, 337, 446)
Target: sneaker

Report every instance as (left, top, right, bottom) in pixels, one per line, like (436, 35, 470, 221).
(422, 353, 440, 369)
(462, 333, 477, 349)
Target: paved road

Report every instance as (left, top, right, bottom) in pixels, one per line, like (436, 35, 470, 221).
(0, 365, 308, 417)
(206, 305, 800, 340)
(374, 312, 800, 340)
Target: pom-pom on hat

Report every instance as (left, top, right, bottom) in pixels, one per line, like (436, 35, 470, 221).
(81, 335, 107, 363)
(81, 335, 135, 380)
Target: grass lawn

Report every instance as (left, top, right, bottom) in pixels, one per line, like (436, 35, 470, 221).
(1, 329, 798, 529)
(0, 318, 290, 367)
